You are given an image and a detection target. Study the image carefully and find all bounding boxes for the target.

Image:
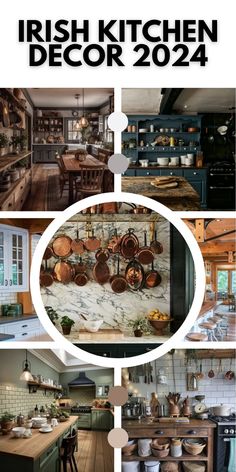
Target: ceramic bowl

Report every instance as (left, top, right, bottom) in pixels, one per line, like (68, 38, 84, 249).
(157, 158, 169, 166)
(139, 159, 149, 167)
(83, 320, 103, 333)
(12, 427, 26, 438)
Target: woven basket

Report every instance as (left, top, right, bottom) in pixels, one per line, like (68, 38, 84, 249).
(151, 447, 170, 458)
(122, 442, 138, 456)
(151, 438, 170, 450)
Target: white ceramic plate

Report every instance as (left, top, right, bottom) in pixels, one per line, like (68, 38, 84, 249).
(39, 428, 53, 433)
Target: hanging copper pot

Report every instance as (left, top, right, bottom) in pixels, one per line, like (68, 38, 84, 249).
(125, 259, 145, 291)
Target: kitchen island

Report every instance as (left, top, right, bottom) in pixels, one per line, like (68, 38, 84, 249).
(123, 417, 216, 472)
(122, 176, 200, 210)
(0, 415, 78, 472)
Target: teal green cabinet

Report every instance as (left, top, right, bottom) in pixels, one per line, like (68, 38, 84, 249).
(183, 168, 207, 208)
(76, 413, 91, 429)
(91, 410, 113, 431)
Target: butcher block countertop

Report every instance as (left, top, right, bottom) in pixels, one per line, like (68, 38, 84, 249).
(122, 176, 200, 210)
(0, 416, 78, 459)
(123, 418, 216, 430)
(66, 331, 170, 344)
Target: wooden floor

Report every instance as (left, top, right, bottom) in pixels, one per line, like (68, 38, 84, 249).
(23, 164, 67, 211)
(71, 430, 114, 472)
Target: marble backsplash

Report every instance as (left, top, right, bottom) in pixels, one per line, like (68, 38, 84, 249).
(41, 218, 170, 331)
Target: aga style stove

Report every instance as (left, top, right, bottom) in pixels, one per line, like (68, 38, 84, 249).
(209, 414, 236, 472)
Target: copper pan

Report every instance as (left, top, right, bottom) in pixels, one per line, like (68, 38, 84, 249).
(145, 261, 162, 288)
(136, 231, 154, 265)
(52, 234, 72, 258)
(40, 260, 54, 287)
(110, 256, 127, 293)
(120, 228, 139, 259)
(93, 261, 110, 285)
(53, 260, 75, 284)
(71, 226, 85, 255)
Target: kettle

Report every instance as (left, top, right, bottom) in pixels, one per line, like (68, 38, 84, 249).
(17, 413, 25, 426)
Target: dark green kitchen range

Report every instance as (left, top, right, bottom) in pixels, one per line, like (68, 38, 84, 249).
(122, 114, 208, 208)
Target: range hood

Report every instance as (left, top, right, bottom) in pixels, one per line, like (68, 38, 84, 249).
(68, 372, 95, 387)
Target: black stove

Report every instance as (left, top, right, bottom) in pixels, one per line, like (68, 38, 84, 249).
(208, 161, 235, 209)
(71, 406, 92, 413)
(209, 414, 236, 472)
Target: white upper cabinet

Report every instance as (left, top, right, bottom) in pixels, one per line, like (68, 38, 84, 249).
(0, 225, 29, 292)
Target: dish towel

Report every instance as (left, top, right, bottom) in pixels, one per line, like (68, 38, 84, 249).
(228, 438, 236, 472)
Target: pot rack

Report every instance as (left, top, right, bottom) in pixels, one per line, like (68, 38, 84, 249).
(188, 349, 235, 359)
(68, 214, 161, 223)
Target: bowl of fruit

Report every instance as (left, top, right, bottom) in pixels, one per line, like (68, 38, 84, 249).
(147, 309, 172, 335)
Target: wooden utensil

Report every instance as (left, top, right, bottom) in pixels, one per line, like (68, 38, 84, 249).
(110, 256, 127, 293)
(120, 228, 139, 259)
(52, 235, 72, 258)
(137, 231, 154, 265)
(71, 224, 85, 255)
(84, 227, 101, 251)
(145, 261, 162, 288)
(125, 259, 145, 291)
(53, 260, 74, 284)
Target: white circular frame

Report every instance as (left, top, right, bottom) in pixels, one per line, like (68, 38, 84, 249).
(31, 191, 205, 368)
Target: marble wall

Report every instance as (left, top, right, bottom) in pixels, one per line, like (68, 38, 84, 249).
(41, 217, 170, 332)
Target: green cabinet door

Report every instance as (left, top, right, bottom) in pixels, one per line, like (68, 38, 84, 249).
(91, 410, 113, 431)
(39, 444, 59, 472)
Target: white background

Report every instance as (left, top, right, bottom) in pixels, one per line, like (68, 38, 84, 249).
(0, 0, 235, 87)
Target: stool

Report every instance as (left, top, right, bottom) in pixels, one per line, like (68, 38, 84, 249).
(60, 429, 78, 472)
(199, 322, 218, 341)
(208, 317, 224, 341)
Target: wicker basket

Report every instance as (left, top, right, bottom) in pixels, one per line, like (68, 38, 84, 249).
(151, 447, 170, 458)
(183, 440, 206, 456)
(122, 442, 138, 456)
(151, 438, 170, 450)
(182, 462, 206, 472)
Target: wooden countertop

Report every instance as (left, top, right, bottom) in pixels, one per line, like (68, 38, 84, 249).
(197, 302, 217, 319)
(0, 416, 78, 459)
(123, 418, 216, 429)
(122, 176, 200, 210)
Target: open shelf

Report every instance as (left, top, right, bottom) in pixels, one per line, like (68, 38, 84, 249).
(122, 453, 208, 462)
(27, 381, 62, 394)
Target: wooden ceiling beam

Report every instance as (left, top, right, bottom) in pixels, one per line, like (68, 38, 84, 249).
(200, 241, 236, 254)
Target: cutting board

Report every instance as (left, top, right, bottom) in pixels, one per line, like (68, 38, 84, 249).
(151, 181, 178, 189)
(157, 417, 190, 423)
(78, 329, 124, 340)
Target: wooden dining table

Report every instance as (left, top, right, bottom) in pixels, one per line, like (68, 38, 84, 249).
(62, 154, 107, 205)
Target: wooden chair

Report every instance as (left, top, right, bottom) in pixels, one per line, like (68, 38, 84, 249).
(56, 156, 80, 198)
(56, 155, 69, 197)
(74, 165, 104, 201)
(60, 429, 78, 472)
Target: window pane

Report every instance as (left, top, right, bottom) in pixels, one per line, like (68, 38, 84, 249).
(18, 235, 23, 247)
(231, 271, 236, 293)
(217, 270, 228, 292)
(0, 233, 3, 245)
(12, 235, 17, 247)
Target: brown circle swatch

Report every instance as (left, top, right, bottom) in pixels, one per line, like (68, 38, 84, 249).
(108, 428, 129, 448)
(108, 386, 128, 406)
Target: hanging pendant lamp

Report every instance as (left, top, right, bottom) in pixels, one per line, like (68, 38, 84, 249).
(20, 350, 34, 382)
(73, 94, 82, 131)
(79, 89, 89, 129)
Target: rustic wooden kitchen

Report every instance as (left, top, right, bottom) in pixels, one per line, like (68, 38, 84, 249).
(0, 88, 114, 211)
(122, 349, 236, 472)
(0, 349, 114, 472)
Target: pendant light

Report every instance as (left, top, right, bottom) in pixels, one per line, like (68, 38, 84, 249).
(79, 89, 89, 129)
(73, 94, 82, 131)
(20, 350, 34, 382)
